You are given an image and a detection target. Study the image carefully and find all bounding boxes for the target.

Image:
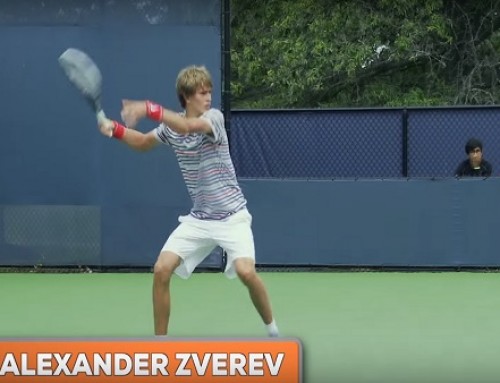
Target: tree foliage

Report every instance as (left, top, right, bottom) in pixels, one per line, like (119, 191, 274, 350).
(230, 0, 500, 108)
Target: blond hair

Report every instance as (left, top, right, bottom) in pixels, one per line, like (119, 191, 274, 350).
(176, 65, 213, 108)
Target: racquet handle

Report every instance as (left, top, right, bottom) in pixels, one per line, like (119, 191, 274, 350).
(96, 110, 112, 137)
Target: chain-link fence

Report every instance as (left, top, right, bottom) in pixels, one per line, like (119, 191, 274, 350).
(230, 106, 500, 179)
(0, 206, 100, 267)
(408, 108, 500, 177)
(0, 205, 224, 271)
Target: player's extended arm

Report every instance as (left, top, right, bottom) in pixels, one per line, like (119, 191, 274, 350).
(98, 117, 158, 152)
(121, 100, 212, 135)
(159, 107, 211, 135)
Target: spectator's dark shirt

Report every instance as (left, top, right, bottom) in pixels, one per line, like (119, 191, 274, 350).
(455, 159, 492, 177)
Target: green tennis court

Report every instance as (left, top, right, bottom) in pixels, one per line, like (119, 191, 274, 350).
(1, 271, 500, 382)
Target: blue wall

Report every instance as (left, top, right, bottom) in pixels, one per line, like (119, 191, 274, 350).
(0, 0, 223, 267)
(241, 178, 500, 267)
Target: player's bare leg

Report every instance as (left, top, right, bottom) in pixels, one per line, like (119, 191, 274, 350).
(234, 258, 279, 337)
(153, 251, 181, 336)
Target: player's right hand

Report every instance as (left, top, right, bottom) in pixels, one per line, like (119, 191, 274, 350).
(98, 118, 114, 138)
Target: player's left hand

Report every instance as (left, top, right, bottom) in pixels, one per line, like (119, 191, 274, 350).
(121, 99, 147, 129)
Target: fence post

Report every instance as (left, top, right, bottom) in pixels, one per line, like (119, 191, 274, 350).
(221, 0, 231, 146)
(402, 108, 409, 177)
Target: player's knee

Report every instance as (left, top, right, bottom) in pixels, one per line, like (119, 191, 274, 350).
(235, 259, 257, 285)
(153, 252, 180, 282)
(153, 261, 174, 282)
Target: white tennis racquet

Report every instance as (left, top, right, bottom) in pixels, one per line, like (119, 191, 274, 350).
(58, 48, 110, 134)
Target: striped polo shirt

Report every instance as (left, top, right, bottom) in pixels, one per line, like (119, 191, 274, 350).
(154, 108, 247, 220)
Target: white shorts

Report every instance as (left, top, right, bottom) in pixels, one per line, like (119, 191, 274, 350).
(161, 208, 255, 279)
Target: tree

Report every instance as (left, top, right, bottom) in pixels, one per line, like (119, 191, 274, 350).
(230, 0, 500, 108)
(445, 1, 500, 104)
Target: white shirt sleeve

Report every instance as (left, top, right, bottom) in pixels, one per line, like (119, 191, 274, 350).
(200, 108, 225, 144)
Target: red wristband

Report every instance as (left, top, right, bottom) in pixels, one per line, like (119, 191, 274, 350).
(146, 100, 164, 122)
(112, 121, 126, 139)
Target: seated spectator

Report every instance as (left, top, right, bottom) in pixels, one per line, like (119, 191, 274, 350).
(455, 137, 492, 177)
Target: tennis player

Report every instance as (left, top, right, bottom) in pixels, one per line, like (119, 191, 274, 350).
(97, 65, 279, 337)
